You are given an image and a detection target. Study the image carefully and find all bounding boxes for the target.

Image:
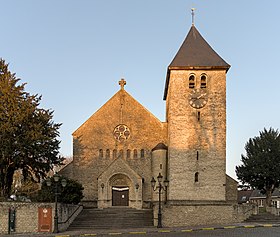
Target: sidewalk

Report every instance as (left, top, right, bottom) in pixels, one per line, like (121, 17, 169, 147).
(2, 222, 280, 237)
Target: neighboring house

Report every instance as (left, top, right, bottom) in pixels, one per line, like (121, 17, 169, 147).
(238, 190, 253, 204)
(249, 189, 280, 208)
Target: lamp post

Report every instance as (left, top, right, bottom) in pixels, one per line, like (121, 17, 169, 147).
(151, 173, 169, 228)
(46, 174, 67, 233)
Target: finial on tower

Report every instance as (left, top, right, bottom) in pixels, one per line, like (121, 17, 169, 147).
(191, 8, 195, 26)
(119, 78, 126, 90)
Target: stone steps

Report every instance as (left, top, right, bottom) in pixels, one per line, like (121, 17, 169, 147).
(67, 207, 153, 230)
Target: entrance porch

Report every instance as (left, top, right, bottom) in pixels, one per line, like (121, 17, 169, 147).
(97, 158, 143, 209)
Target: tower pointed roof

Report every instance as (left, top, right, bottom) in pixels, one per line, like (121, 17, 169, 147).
(164, 25, 230, 100)
(169, 25, 230, 69)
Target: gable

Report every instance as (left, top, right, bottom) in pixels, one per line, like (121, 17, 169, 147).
(98, 157, 141, 181)
(73, 88, 167, 151)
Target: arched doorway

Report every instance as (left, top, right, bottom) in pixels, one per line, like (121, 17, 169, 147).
(109, 174, 131, 207)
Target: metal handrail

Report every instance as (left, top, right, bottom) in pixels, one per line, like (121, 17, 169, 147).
(58, 204, 83, 224)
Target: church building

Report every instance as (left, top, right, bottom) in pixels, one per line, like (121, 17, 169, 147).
(61, 22, 241, 226)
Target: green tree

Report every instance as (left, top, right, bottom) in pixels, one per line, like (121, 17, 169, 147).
(36, 176, 84, 204)
(236, 128, 280, 207)
(0, 58, 63, 198)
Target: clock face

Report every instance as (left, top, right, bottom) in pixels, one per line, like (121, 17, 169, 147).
(189, 88, 208, 109)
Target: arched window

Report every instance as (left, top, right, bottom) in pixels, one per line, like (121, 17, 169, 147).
(99, 149, 103, 158)
(127, 149, 131, 159)
(189, 75, 195, 88)
(113, 149, 117, 159)
(140, 149, 145, 158)
(106, 149, 110, 158)
(200, 74, 207, 88)
(119, 149, 123, 158)
(133, 149, 138, 159)
(195, 172, 199, 182)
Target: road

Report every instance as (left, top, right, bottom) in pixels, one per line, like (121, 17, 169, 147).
(3, 226, 280, 237)
(116, 227, 280, 237)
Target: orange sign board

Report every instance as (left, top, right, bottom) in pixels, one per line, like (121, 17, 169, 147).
(38, 207, 52, 232)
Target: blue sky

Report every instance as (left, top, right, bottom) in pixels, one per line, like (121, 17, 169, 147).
(1, 1, 280, 179)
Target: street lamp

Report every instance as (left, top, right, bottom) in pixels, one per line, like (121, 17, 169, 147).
(151, 173, 169, 228)
(46, 173, 67, 233)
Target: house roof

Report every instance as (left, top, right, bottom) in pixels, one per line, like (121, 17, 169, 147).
(250, 189, 280, 199)
(238, 190, 253, 203)
(163, 25, 230, 100)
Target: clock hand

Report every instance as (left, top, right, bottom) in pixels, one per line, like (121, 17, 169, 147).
(197, 93, 207, 99)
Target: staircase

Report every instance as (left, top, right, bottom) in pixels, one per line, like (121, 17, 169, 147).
(245, 212, 280, 223)
(67, 207, 154, 230)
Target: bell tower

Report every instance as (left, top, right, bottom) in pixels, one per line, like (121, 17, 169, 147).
(164, 24, 230, 202)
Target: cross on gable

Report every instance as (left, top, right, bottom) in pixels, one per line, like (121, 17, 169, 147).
(119, 78, 126, 90)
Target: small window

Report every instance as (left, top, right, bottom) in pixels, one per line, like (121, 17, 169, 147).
(195, 172, 199, 182)
(133, 149, 138, 159)
(200, 74, 207, 88)
(241, 196, 247, 201)
(99, 149, 103, 158)
(196, 151, 199, 161)
(197, 111, 200, 121)
(106, 149, 110, 158)
(160, 164, 163, 169)
(127, 149, 131, 159)
(113, 149, 117, 159)
(140, 149, 145, 158)
(119, 149, 123, 158)
(189, 75, 195, 88)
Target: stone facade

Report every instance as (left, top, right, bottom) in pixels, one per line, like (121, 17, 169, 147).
(61, 88, 167, 208)
(166, 70, 227, 201)
(160, 202, 257, 227)
(60, 24, 250, 226)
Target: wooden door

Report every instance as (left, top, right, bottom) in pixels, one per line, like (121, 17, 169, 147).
(112, 187, 129, 206)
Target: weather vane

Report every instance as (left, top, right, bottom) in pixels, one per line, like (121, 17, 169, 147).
(191, 8, 195, 26)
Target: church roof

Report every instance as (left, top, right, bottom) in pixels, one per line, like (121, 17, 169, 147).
(164, 25, 230, 100)
(152, 143, 168, 151)
(169, 25, 230, 69)
(72, 79, 165, 137)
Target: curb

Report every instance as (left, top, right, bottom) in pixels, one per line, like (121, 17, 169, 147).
(57, 223, 280, 237)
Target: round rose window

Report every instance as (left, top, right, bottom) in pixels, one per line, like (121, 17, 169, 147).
(113, 124, 130, 142)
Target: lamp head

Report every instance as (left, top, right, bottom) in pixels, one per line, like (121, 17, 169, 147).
(157, 173, 163, 183)
(53, 173, 60, 182)
(61, 178, 67, 187)
(151, 177, 156, 188)
(164, 179, 169, 188)
(46, 178, 51, 187)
